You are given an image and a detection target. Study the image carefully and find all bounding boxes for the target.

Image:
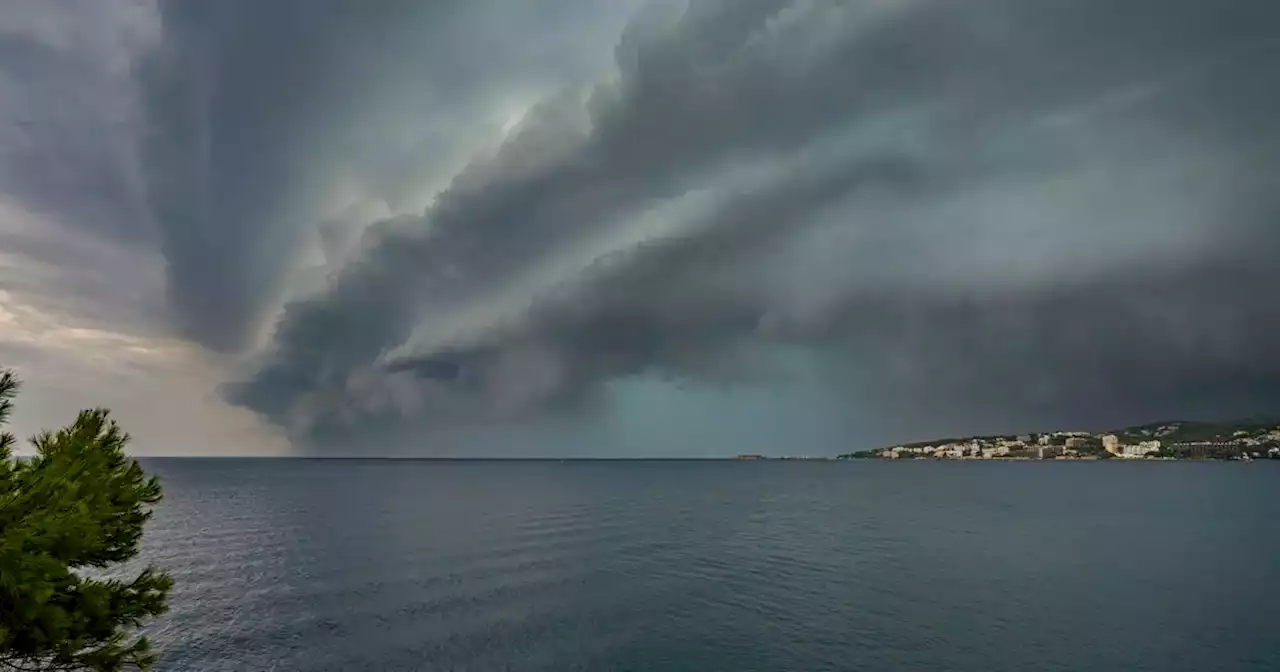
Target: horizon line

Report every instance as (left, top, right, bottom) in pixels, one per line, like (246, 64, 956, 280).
(121, 455, 839, 461)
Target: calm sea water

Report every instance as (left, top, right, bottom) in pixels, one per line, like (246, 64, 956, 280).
(133, 459, 1280, 671)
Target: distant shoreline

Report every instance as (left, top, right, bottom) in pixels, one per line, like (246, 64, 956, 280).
(118, 421, 1280, 462)
(835, 420, 1280, 463)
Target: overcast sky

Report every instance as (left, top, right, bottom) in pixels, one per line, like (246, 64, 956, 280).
(2, 0, 1278, 456)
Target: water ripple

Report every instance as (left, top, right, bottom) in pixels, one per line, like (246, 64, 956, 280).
(133, 459, 1280, 672)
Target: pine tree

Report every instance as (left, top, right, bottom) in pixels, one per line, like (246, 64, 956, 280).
(1, 370, 172, 671)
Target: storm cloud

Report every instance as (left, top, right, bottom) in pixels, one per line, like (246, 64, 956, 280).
(141, 0, 644, 350)
(218, 0, 1280, 450)
(5, 0, 1280, 455)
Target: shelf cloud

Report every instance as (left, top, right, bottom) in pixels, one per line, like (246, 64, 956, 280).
(5, 0, 1279, 454)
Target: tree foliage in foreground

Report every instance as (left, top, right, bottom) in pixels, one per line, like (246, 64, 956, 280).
(1, 370, 172, 671)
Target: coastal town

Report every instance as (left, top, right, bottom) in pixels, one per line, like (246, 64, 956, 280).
(836, 421, 1280, 461)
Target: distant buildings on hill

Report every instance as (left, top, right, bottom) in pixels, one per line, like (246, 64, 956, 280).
(839, 422, 1280, 461)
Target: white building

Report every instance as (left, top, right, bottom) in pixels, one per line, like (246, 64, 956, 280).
(1120, 440, 1161, 458)
(1102, 435, 1121, 455)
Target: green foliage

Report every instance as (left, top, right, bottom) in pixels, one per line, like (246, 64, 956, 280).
(1070, 439, 1106, 455)
(1116, 420, 1280, 445)
(0, 370, 172, 671)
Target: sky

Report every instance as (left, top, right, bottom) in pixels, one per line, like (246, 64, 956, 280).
(1, 0, 1278, 457)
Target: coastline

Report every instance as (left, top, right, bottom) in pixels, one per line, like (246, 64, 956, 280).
(835, 420, 1280, 463)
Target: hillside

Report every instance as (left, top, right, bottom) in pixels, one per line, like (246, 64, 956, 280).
(840, 419, 1280, 461)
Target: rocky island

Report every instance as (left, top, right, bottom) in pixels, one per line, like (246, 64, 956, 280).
(839, 421, 1280, 461)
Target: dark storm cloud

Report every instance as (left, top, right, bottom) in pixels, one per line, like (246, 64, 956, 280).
(226, 0, 1280, 449)
(0, 0, 173, 337)
(141, 0, 641, 350)
(0, 0, 156, 244)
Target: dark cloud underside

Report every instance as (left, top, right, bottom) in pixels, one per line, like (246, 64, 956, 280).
(200, 0, 1280, 453)
(142, 0, 640, 351)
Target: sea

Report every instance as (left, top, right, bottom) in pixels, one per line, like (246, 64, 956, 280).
(132, 459, 1280, 671)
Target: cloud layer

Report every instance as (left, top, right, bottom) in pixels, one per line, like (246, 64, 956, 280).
(141, 0, 646, 351)
(221, 0, 1280, 450)
(5, 0, 1280, 454)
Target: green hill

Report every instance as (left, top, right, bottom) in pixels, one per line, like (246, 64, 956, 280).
(841, 418, 1280, 460)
